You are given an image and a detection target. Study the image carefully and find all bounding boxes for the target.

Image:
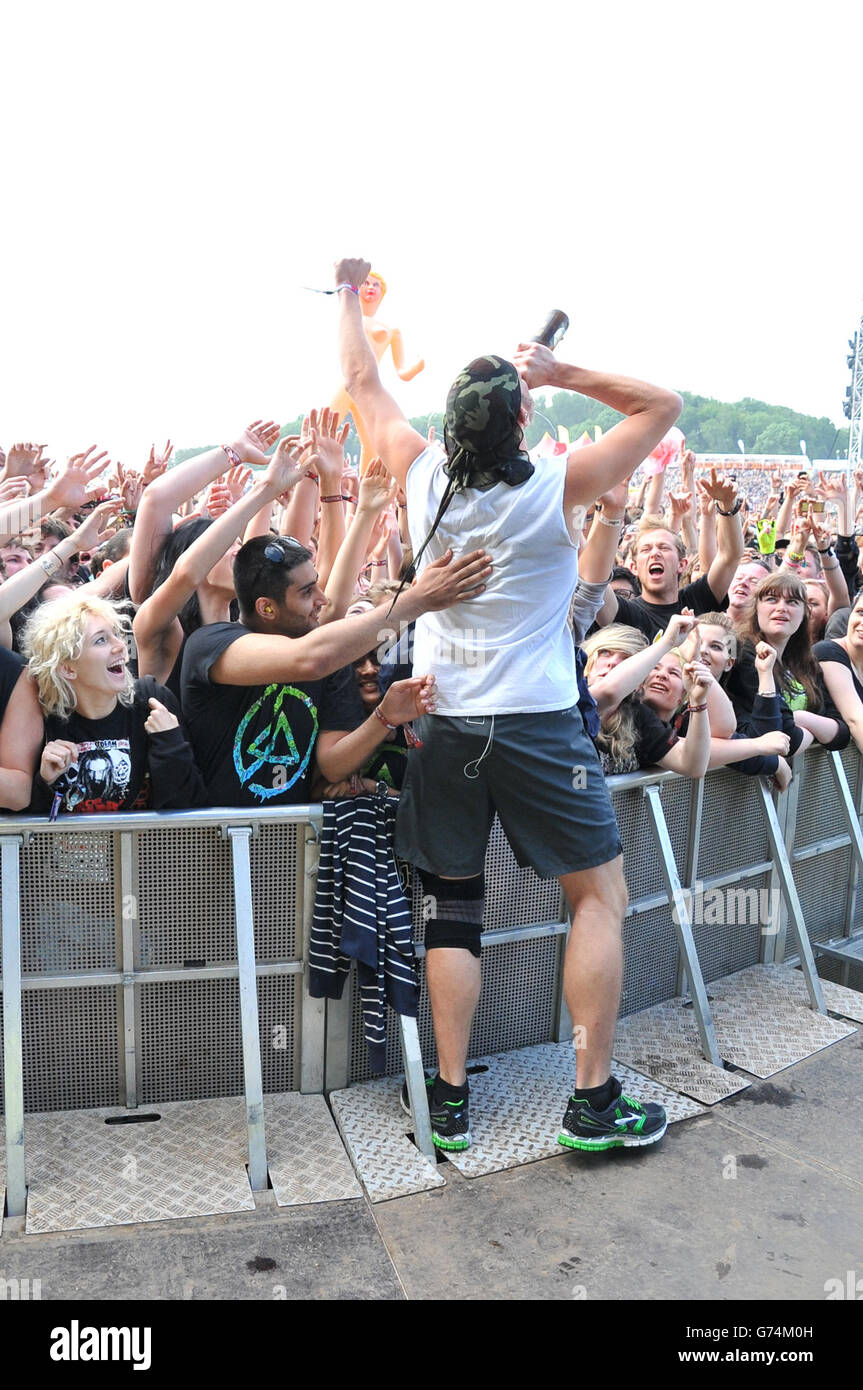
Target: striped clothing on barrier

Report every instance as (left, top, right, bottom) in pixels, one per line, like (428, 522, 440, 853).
(308, 794, 418, 1071)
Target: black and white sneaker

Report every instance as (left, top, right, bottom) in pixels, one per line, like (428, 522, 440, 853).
(558, 1086, 667, 1152)
(400, 1072, 471, 1152)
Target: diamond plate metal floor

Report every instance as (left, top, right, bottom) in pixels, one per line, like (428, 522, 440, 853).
(765, 961, 863, 1023)
(264, 1093, 362, 1206)
(613, 964, 858, 1096)
(22, 1093, 365, 1233)
(330, 1078, 446, 1204)
(706, 964, 856, 1075)
(331, 1042, 704, 1201)
(25, 1098, 257, 1233)
(603, 1003, 749, 1104)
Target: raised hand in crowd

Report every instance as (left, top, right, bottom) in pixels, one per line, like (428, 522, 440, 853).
(0, 478, 31, 505)
(1, 442, 47, 485)
(46, 446, 110, 512)
(142, 441, 173, 488)
(116, 461, 144, 518)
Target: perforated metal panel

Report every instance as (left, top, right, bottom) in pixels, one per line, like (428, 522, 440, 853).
(696, 774, 769, 880)
(137, 825, 235, 968)
(817, 955, 863, 993)
(138, 974, 300, 1103)
(21, 833, 117, 973)
(692, 870, 769, 982)
(794, 752, 851, 844)
(611, 782, 689, 903)
(787, 846, 853, 950)
(621, 903, 679, 1015)
(347, 936, 559, 1083)
(249, 824, 300, 960)
(22, 985, 120, 1113)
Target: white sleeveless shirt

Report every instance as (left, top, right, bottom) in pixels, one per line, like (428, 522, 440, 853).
(405, 444, 579, 715)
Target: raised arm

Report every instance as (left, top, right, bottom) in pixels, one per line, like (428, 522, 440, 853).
(698, 469, 744, 601)
(511, 342, 682, 511)
(0, 500, 121, 636)
(588, 613, 698, 717)
(322, 458, 397, 623)
(133, 437, 313, 678)
(335, 257, 427, 488)
(210, 547, 493, 687)
(128, 424, 277, 603)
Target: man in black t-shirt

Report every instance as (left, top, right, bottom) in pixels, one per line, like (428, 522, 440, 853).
(180, 533, 492, 808)
(595, 471, 744, 640)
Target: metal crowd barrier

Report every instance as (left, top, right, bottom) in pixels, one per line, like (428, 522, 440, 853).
(2, 747, 863, 1218)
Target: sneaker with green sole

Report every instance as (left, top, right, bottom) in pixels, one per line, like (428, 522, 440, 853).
(558, 1087, 667, 1152)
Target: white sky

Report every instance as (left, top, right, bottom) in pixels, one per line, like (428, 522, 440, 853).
(2, 0, 861, 463)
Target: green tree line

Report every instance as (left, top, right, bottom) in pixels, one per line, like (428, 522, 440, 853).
(173, 393, 849, 466)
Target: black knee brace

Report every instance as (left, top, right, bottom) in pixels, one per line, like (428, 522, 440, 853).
(420, 872, 485, 959)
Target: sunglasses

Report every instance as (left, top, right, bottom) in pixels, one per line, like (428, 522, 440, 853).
(262, 536, 303, 564)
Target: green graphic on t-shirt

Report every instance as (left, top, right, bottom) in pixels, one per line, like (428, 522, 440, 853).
(233, 684, 318, 800)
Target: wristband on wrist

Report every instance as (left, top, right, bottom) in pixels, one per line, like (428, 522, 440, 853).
(373, 704, 397, 733)
(687, 702, 708, 714)
(785, 550, 806, 564)
(597, 512, 623, 527)
(342, 494, 358, 504)
(822, 562, 840, 572)
(305, 472, 319, 486)
(716, 498, 743, 517)
(336, 283, 359, 295)
(40, 553, 62, 576)
(222, 445, 242, 468)
(817, 546, 835, 556)
(320, 495, 344, 503)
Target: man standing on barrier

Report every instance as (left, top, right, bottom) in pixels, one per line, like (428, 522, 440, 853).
(336, 255, 682, 1153)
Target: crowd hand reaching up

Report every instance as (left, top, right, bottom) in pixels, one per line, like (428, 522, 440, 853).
(142, 441, 173, 487)
(696, 467, 738, 513)
(116, 462, 144, 516)
(668, 489, 693, 530)
(45, 446, 110, 511)
(301, 407, 349, 488)
(809, 515, 834, 553)
(357, 457, 398, 517)
(73, 498, 125, 551)
(204, 476, 232, 519)
(754, 640, 778, 684)
(681, 448, 696, 491)
(378, 674, 437, 727)
(235, 420, 280, 467)
(788, 506, 812, 555)
(143, 698, 179, 735)
(2, 441, 47, 485)
(263, 435, 316, 503)
(814, 470, 847, 504)
(0, 477, 31, 504)
(412, 548, 492, 611)
(40, 738, 79, 785)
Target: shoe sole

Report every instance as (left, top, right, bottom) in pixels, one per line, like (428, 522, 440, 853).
(432, 1130, 471, 1152)
(557, 1119, 668, 1152)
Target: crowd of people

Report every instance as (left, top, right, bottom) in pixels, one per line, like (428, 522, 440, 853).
(4, 258, 863, 1158)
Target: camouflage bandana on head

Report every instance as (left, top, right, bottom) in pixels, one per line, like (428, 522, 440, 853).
(445, 355, 523, 457)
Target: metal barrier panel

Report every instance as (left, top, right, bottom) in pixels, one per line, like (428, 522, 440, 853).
(4, 751, 863, 1114)
(0, 809, 316, 1119)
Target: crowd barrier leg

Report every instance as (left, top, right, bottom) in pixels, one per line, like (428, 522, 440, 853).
(828, 752, 863, 879)
(756, 782, 826, 1012)
(676, 778, 705, 998)
(225, 826, 268, 1191)
(299, 822, 325, 1095)
(643, 784, 722, 1067)
(119, 831, 138, 1107)
(398, 1014, 435, 1160)
(1, 834, 27, 1217)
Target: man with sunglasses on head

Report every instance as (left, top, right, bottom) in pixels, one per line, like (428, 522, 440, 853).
(335, 255, 683, 1156)
(180, 530, 492, 808)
